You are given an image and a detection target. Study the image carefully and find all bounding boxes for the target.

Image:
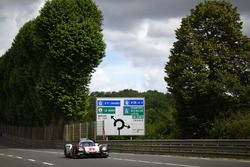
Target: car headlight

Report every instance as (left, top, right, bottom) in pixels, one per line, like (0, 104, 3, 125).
(101, 145, 107, 151)
(78, 145, 85, 152)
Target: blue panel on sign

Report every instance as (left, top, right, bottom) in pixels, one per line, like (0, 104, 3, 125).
(124, 99, 144, 106)
(97, 100, 121, 106)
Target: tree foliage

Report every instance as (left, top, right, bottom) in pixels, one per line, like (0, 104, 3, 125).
(0, 0, 105, 126)
(165, 0, 250, 138)
(208, 110, 250, 139)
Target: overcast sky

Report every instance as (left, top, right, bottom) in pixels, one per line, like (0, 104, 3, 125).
(0, 0, 249, 93)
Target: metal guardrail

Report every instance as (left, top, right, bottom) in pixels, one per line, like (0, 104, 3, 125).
(1, 135, 250, 159)
(101, 140, 250, 159)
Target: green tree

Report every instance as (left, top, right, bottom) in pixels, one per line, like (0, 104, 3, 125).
(0, 57, 4, 123)
(36, 0, 105, 123)
(0, 20, 43, 126)
(0, 0, 105, 126)
(143, 90, 176, 139)
(165, 0, 250, 138)
(208, 111, 250, 139)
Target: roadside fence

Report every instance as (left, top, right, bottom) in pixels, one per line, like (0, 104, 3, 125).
(0, 122, 97, 141)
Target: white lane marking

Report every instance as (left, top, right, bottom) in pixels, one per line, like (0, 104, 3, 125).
(112, 157, 124, 161)
(28, 159, 36, 162)
(111, 157, 200, 167)
(162, 162, 199, 167)
(16, 156, 23, 159)
(124, 158, 137, 162)
(42, 162, 54, 166)
(0, 152, 54, 166)
(12, 148, 63, 155)
(152, 161, 165, 165)
(137, 160, 151, 164)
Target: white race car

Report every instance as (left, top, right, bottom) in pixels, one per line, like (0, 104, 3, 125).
(64, 138, 109, 158)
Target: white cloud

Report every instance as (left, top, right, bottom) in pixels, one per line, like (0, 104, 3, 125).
(0, 0, 45, 56)
(241, 15, 250, 37)
(90, 65, 144, 92)
(89, 17, 181, 93)
(103, 17, 181, 67)
(90, 63, 167, 93)
(147, 18, 181, 38)
(143, 67, 166, 92)
(89, 67, 112, 92)
(0, 16, 17, 55)
(1, 0, 249, 93)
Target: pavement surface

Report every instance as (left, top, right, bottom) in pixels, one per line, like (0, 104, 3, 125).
(0, 137, 250, 167)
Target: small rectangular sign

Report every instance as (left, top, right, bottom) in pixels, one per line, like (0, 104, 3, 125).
(97, 107, 116, 114)
(124, 99, 144, 106)
(97, 100, 121, 106)
(123, 106, 144, 117)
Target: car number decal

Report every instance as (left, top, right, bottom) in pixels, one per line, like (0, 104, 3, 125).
(88, 148, 96, 152)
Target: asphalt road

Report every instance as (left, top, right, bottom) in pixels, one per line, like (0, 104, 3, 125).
(0, 145, 249, 167)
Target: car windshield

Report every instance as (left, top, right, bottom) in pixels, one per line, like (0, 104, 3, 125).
(80, 141, 95, 146)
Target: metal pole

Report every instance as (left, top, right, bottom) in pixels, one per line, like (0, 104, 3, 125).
(94, 121, 96, 141)
(79, 122, 81, 139)
(65, 124, 68, 141)
(72, 123, 74, 141)
(86, 122, 89, 138)
(102, 120, 105, 140)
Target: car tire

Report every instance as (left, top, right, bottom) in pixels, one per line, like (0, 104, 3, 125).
(64, 147, 70, 158)
(71, 146, 78, 159)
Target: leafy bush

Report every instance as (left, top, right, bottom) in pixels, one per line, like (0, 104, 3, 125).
(208, 111, 250, 139)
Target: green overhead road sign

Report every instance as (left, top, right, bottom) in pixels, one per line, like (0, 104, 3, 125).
(96, 97, 145, 136)
(123, 106, 144, 119)
(97, 107, 115, 114)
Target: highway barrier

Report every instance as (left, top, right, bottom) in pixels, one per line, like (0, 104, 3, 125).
(0, 134, 249, 159)
(1, 124, 249, 159)
(102, 139, 250, 159)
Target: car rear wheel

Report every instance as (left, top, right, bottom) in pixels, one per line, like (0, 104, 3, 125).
(71, 146, 78, 159)
(64, 147, 70, 158)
